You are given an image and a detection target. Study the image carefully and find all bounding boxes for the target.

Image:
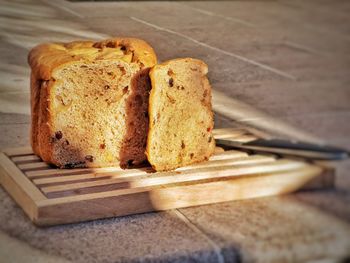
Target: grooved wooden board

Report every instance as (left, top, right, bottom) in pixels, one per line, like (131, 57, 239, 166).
(0, 128, 334, 226)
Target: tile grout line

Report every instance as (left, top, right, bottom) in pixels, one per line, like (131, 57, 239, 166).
(36, 1, 295, 81)
(179, 3, 256, 28)
(40, 0, 84, 19)
(212, 90, 323, 143)
(172, 209, 225, 263)
(178, 3, 335, 58)
(38, 0, 110, 40)
(2, 0, 322, 143)
(284, 41, 329, 57)
(43, 0, 350, 46)
(129, 16, 296, 81)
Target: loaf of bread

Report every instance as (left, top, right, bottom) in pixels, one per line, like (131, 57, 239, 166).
(28, 38, 157, 168)
(146, 58, 215, 171)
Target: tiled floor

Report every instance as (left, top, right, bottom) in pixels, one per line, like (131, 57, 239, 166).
(0, 0, 349, 262)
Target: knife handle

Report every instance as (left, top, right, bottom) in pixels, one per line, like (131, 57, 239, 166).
(216, 138, 349, 160)
(243, 139, 349, 160)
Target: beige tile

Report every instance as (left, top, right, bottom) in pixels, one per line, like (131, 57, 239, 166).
(0, 231, 71, 263)
(0, 113, 30, 125)
(0, 187, 221, 262)
(0, 92, 30, 115)
(0, 123, 30, 148)
(179, 196, 350, 262)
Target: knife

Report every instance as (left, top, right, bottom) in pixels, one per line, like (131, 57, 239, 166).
(215, 138, 349, 160)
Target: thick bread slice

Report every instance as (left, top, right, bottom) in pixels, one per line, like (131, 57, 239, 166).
(147, 58, 215, 171)
(28, 38, 156, 168)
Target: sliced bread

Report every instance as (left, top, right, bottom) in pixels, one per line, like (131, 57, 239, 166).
(147, 58, 215, 171)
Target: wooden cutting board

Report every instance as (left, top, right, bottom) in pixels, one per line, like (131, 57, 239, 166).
(0, 128, 334, 226)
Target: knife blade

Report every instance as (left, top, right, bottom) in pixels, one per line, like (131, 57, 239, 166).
(215, 138, 349, 160)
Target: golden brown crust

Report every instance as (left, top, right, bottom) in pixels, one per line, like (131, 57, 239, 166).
(92, 38, 157, 68)
(28, 38, 157, 167)
(37, 79, 54, 164)
(28, 38, 157, 80)
(29, 72, 41, 156)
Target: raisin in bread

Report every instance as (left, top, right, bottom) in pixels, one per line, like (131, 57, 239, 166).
(28, 38, 157, 168)
(146, 58, 215, 171)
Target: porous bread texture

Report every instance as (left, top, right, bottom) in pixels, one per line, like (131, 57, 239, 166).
(147, 58, 215, 171)
(29, 38, 156, 168)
